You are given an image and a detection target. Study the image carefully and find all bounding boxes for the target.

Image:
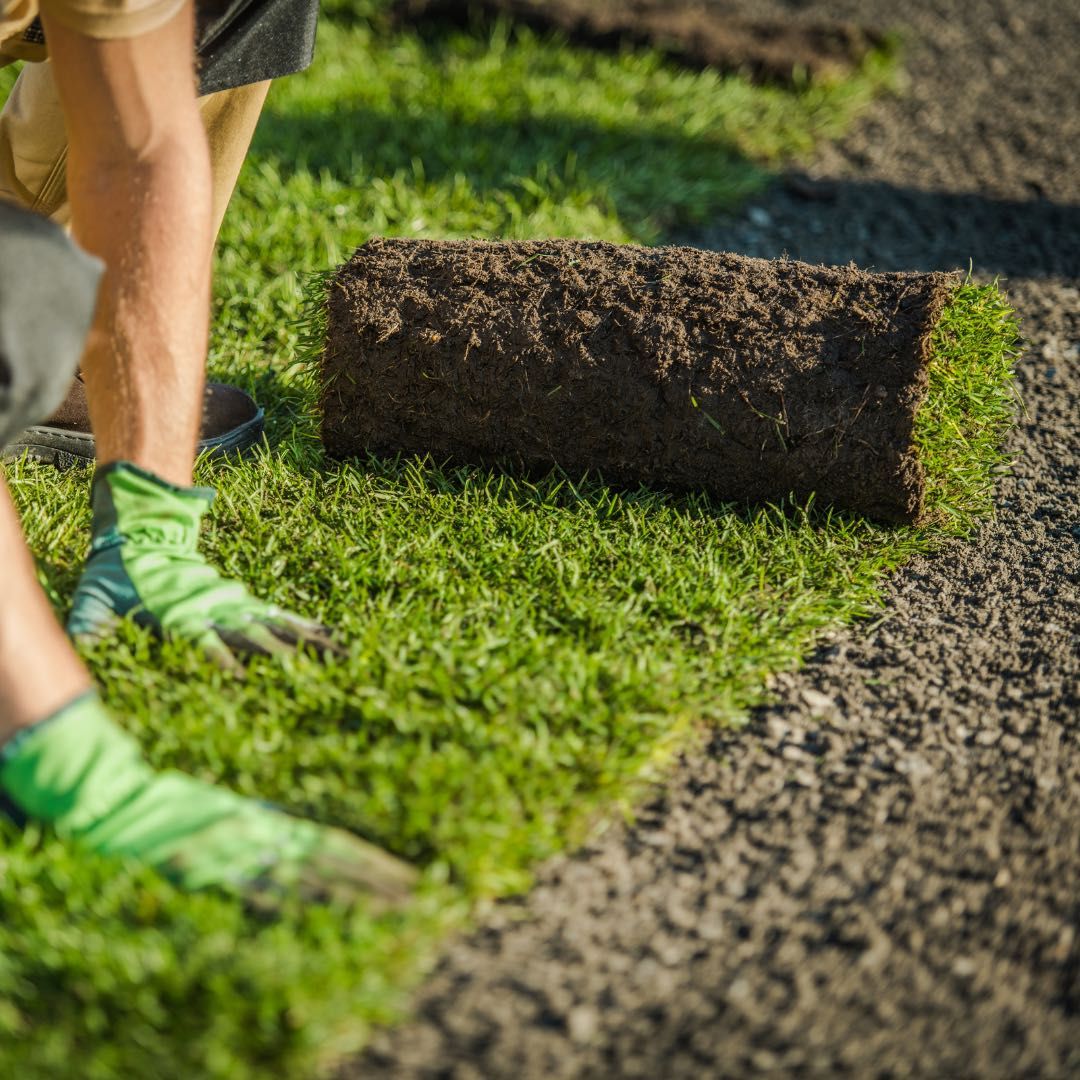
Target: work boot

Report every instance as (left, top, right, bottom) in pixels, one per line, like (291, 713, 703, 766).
(3, 373, 265, 466)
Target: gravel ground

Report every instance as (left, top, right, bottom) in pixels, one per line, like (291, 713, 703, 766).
(350, 2, 1080, 1076)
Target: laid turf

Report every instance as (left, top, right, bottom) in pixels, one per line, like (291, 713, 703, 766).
(914, 282, 1020, 528)
(0, 12, 1016, 1080)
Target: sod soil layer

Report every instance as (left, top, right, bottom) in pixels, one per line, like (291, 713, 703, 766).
(349, 0, 1080, 1076)
(323, 241, 958, 524)
(391, 0, 883, 86)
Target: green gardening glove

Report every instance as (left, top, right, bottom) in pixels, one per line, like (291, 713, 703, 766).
(67, 462, 341, 665)
(0, 694, 416, 909)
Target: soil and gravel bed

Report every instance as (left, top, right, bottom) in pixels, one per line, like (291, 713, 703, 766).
(349, 0, 1080, 1075)
(391, 0, 883, 85)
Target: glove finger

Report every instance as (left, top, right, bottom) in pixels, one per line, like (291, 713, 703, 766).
(194, 630, 246, 675)
(212, 620, 295, 660)
(263, 612, 347, 658)
(67, 578, 126, 640)
(294, 827, 418, 911)
(239, 827, 417, 914)
(264, 606, 334, 637)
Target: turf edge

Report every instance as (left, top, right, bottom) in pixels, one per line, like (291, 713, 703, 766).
(914, 280, 1021, 530)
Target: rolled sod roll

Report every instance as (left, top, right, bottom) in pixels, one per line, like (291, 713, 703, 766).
(319, 238, 1015, 525)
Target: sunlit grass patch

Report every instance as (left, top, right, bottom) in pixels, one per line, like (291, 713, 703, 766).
(915, 282, 1021, 529)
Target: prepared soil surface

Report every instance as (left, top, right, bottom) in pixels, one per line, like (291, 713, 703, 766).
(348, 0, 1080, 1076)
(325, 240, 957, 524)
(391, 0, 882, 85)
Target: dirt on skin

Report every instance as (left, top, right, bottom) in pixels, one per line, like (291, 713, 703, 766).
(323, 239, 957, 524)
(390, 0, 883, 85)
(346, 0, 1080, 1076)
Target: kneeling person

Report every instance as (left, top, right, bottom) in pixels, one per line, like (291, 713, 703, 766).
(0, 0, 414, 907)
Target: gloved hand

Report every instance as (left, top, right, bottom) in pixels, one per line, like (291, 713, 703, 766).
(68, 462, 341, 666)
(0, 693, 416, 910)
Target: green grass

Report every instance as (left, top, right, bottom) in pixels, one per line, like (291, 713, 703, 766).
(915, 282, 1020, 528)
(0, 12, 1017, 1080)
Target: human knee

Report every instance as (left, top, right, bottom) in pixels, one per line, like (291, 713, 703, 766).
(0, 201, 100, 444)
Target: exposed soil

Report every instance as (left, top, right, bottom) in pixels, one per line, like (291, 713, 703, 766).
(347, 0, 1080, 1076)
(390, 0, 883, 85)
(325, 240, 958, 524)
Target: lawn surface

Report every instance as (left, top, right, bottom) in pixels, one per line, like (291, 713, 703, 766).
(0, 13, 999, 1078)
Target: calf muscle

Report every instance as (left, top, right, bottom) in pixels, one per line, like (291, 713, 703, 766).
(39, 3, 213, 486)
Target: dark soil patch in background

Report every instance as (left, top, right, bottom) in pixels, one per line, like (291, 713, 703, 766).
(391, 0, 884, 85)
(347, 0, 1080, 1076)
(325, 239, 957, 524)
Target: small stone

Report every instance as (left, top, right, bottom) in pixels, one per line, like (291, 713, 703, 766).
(568, 1005, 599, 1045)
(801, 688, 834, 714)
(1053, 926, 1076, 961)
(896, 754, 934, 780)
(752, 1050, 780, 1070)
(766, 717, 793, 742)
(952, 957, 978, 978)
(696, 914, 725, 942)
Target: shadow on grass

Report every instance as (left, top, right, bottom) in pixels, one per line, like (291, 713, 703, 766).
(250, 100, 768, 239)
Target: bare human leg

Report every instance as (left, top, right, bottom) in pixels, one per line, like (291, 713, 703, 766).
(19, 17, 325, 661)
(41, 4, 213, 489)
(0, 477, 91, 743)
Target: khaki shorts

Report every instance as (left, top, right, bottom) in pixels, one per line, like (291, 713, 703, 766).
(0, 0, 267, 235)
(1, 0, 186, 60)
(0, 58, 267, 232)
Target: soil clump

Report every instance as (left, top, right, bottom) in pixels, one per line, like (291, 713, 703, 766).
(391, 0, 883, 85)
(323, 239, 958, 524)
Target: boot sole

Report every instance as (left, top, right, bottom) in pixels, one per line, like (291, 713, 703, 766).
(3, 408, 265, 468)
